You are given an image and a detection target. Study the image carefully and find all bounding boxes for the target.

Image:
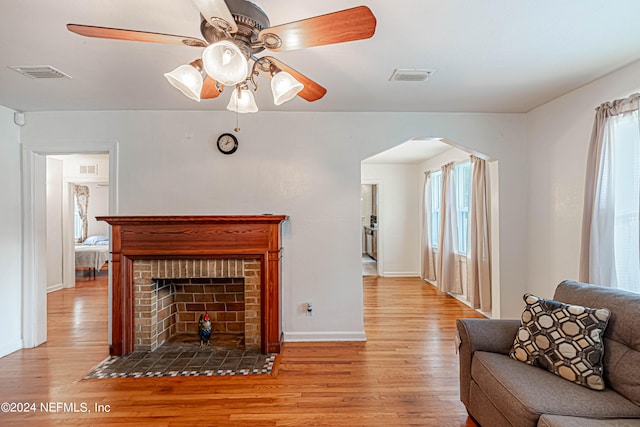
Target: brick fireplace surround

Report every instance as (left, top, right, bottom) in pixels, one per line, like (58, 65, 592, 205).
(97, 215, 288, 357)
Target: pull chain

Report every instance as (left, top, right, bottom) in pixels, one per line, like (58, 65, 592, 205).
(234, 87, 240, 132)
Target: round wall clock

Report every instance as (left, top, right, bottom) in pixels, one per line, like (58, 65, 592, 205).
(217, 133, 238, 155)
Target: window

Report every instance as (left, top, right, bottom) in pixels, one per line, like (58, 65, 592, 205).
(73, 194, 83, 242)
(582, 94, 640, 294)
(610, 109, 640, 293)
(430, 171, 442, 247)
(455, 162, 471, 254)
(429, 161, 471, 254)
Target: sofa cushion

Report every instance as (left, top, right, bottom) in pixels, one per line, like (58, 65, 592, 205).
(538, 414, 640, 427)
(509, 293, 610, 390)
(471, 351, 640, 425)
(469, 380, 513, 427)
(554, 280, 640, 406)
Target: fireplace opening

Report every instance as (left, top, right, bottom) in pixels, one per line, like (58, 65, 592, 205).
(133, 259, 261, 353)
(148, 278, 246, 350)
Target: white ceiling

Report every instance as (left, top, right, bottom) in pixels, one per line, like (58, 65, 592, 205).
(362, 138, 451, 164)
(2, 0, 640, 115)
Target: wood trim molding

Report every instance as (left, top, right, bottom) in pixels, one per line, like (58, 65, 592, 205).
(98, 215, 288, 356)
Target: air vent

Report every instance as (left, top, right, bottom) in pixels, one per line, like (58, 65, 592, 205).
(79, 164, 98, 176)
(8, 65, 72, 79)
(389, 68, 435, 82)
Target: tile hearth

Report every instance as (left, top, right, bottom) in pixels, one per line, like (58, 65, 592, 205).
(85, 334, 276, 379)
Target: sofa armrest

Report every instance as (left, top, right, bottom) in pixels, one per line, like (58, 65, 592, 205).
(456, 318, 521, 408)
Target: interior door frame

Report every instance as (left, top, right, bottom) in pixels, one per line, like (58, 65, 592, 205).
(21, 140, 119, 349)
(361, 178, 382, 276)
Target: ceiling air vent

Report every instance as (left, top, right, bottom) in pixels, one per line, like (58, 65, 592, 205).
(8, 65, 72, 79)
(79, 164, 99, 176)
(389, 68, 434, 82)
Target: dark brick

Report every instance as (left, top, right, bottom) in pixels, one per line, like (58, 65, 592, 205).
(185, 303, 206, 312)
(194, 294, 214, 303)
(215, 294, 237, 303)
(175, 294, 194, 303)
(226, 303, 245, 312)
(225, 284, 244, 293)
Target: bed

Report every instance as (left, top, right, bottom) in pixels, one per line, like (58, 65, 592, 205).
(75, 234, 109, 275)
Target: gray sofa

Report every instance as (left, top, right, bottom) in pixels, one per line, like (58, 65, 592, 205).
(456, 280, 640, 427)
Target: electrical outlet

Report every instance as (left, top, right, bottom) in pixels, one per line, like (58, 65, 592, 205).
(306, 302, 313, 316)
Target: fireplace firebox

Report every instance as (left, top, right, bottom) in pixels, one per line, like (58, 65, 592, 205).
(97, 215, 288, 356)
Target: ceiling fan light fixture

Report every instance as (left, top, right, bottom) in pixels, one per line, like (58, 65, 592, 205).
(164, 62, 204, 101)
(227, 86, 258, 113)
(202, 40, 248, 86)
(67, 4, 377, 109)
(270, 70, 303, 105)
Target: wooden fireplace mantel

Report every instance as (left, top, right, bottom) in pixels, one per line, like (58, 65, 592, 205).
(97, 215, 288, 356)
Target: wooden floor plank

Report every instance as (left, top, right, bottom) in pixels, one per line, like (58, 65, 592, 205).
(0, 272, 481, 426)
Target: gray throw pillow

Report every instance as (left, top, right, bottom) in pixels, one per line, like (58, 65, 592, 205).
(509, 293, 611, 390)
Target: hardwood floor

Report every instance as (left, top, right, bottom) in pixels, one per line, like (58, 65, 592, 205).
(0, 273, 483, 426)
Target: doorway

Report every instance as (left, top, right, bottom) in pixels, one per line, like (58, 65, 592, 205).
(361, 182, 380, 276)
(360, 137, 500, 318)
(22, 141, 118, 349)
(46, 154, 111, 292)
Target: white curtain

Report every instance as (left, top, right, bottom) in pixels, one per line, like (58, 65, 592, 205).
(580, 93, 640, 293)
(74, 184, 90, 243)
(437, 162, 462, 294)
(421, 171, 436, 282)
(467, 156, 491, 311)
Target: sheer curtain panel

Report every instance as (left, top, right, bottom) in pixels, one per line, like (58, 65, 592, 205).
(467, 156, 491, 311)
(74, 184, 90, 243)
(422, 171, 436, 282)
(580, 93, 640, 293)
(437, 162, 462, 294)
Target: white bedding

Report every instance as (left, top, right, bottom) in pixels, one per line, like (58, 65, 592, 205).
(75, 244, 109, 270)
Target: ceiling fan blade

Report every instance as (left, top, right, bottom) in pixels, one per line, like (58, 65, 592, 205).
(259, 56, 327, 102)
(258, 6, 376, 52)
(200, 76, 222, 99)
(67, 24, 208, 47)
(191, 0, 238, 33)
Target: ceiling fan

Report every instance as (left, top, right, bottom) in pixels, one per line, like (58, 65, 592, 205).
(67, 0, 377, 113)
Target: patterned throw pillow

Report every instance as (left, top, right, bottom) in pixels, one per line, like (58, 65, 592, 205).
(509, 293, 611, 390)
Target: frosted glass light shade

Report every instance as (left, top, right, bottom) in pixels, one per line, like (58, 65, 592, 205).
(271, 71, 303, 105)
(164, 64, 204, 101)
(202, 40, 248, 86)
(226, 87, 258, 113)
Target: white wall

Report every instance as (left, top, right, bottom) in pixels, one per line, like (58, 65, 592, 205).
(361, 163, 421, 276)
(46, 157, 63, 292)
(19, 110, 528, 343)
(59, 153, 110, 183)
(419, 147, 471, 172)
(86, 183, 110, 237)
(0, 107, 23, 357)
(56, 153, 110, 237)
(526, 59, 640, 299)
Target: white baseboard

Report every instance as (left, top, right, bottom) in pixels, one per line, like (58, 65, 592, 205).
(447, 292, 493, 319)
(47, 283, 64, 293)
(381, 271, 421, 277)
(282, 331, 367, 343)
(0, 339, 23, 359)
